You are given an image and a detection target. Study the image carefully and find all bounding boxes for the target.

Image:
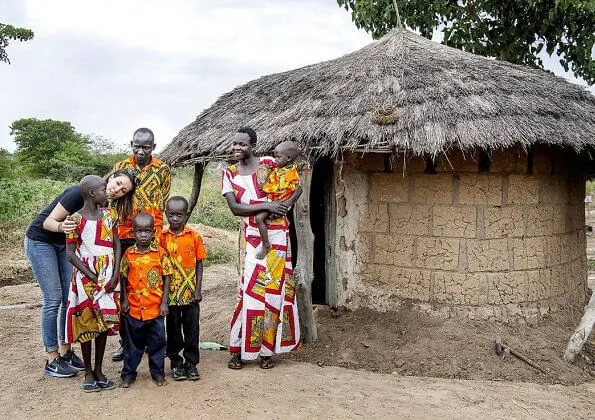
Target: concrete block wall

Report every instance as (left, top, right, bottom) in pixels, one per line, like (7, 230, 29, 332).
(335, 146, 587, 325)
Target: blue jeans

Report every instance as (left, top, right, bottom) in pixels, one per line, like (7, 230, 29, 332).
(24, 237, 72, 352)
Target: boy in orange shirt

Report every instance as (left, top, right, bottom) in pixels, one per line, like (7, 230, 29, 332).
(119, 212, 172, 388)
(161, 196, 207, 381)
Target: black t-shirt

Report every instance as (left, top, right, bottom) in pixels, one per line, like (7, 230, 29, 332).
(25, 185, 84, 245)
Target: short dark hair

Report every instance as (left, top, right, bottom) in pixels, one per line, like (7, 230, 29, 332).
(133, 127, 155, 142)
(237, 127, 257, 145)
(133, 211, 154, 228)
(166, 196, 189, 210)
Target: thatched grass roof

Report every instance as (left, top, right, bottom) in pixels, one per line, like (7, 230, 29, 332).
(161, 28, 595, 165)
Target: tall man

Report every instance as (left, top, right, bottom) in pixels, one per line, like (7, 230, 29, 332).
(111, 127, 171, 361)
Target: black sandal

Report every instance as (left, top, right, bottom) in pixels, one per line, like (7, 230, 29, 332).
(80, 380, 101, 393)
(228, 353, 245, 370)
(260, 356, 276, 369)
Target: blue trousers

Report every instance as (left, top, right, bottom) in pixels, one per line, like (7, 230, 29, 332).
(24, 237, 72, 352)
(121, 313, 166, 381)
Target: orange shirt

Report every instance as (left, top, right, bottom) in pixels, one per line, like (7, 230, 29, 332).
(160, 225, 207, 306)
(120, 243, 173, 320)
(113, 156, 171, 240)
(262, 162, 300, 201)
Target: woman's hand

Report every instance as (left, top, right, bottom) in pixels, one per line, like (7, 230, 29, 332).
(266, 201, 289, 217)
(44, 203, 77, 233)
(60, 215, 77, 233)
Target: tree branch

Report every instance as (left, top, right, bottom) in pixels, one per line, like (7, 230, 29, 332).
(391, 0, 402, 28)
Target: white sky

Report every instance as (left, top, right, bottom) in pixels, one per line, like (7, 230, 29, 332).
(1, 0, 593, 153)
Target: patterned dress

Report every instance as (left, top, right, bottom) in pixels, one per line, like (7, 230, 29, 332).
(221, 157, 301, 360)
(65, 208, 120, 343)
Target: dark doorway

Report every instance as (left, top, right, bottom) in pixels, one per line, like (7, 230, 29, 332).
(288, 207, 297, 268)
(310, 156, 336, 306)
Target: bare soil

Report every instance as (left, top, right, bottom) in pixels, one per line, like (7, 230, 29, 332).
(1, 225, 594, 417)
(288, 305, 595, 385)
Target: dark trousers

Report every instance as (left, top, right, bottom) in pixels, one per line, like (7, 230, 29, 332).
(166, 304, 200, 368)
(121, 313, 166, 380)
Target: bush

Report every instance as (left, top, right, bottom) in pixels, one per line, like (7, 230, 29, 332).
(0, 149, 16, 178)
(0, 178, 69, 247)
(204, 245, 235, 267)
(170, 165, 239, 231)
(0, 178, 69, 225)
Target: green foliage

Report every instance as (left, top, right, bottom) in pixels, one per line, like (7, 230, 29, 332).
(204, 245, 235, 267)
(170, 165, 239, 231)
(0, 23, 34, 64)
(9, 118, 126, 181)
(587, 180, 595, 196)
(0, 178, 68, 225)
(10, 118, 91, 180)
(337, 0, 595, 84)
(0, 149, 16, 178)
(88, 135, 128, 176)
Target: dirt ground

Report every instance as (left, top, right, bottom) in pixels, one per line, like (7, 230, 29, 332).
(2, 225, 595, 418)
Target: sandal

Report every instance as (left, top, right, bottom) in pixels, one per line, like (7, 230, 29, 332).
(228, 353, 245, 370)
(260, 356, 276, 369)
(97, 378, 116, 391)
(80, 380, 101, 393)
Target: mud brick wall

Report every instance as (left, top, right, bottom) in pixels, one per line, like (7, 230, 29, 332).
(334, 147, 587, 325)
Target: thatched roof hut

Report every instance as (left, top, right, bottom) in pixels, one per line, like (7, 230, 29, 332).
(161, 28, 595, 165)
(162, 29, 595, 341)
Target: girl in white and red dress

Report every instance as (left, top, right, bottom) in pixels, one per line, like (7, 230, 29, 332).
(65, 175, 123, 392)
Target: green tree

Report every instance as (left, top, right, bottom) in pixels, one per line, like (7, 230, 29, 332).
(87, 135, 128, 176)
(0, 148, 16, 178)
(10, 118, 92, 179)
(337, 0, 595, 84)
(0, 23, 34, 64)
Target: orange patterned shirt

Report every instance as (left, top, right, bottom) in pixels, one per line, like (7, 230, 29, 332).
(120, 243, 173, 320)
(262, 162, 300, 201)
(113, 156, 171, 241)
(160, 225, 207, 306)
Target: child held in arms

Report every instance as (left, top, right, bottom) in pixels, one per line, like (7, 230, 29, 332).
(161, 196, 207, 381)
(119, 212, 172, 388)
(65, 175, 122, 392)
(254, 141, 302, 259)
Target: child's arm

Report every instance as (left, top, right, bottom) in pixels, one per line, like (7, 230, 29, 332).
(66, 242, 97, 282)
(160, 275, 171, 316)
(106, 233, 121, 293)
(192, 260, 203, 303)
(282, 185, 303, 208)
(120, 274, 129, 314)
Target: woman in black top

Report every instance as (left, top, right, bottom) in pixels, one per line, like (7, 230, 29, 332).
(24, 169, 136, 378)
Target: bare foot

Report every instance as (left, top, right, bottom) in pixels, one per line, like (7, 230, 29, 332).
(256, 242, 271, 259)
(84, 371, 96, 383)
(120, 378, 134, 388)
(153, 376, 168, 386)
(94, 370, 107, 382)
